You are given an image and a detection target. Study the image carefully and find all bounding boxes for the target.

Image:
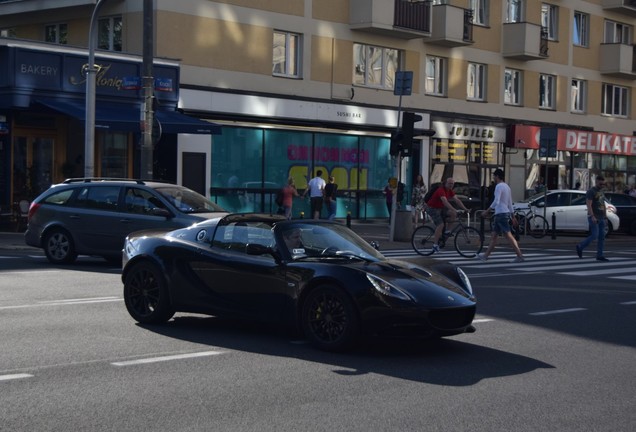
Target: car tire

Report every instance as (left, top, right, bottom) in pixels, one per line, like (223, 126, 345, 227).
(43, 228, 78, 264)
(123, 261, 175, 324)
(301, 285, 359, 352)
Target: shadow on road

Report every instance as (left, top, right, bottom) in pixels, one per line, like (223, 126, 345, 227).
(138, 316, 554, 386)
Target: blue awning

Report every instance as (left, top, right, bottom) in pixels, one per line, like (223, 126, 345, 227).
(35, 99, 221, 134)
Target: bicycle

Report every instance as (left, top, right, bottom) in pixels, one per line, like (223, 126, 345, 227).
(514, 208, 548, 239)
(411, 210, 483, 258)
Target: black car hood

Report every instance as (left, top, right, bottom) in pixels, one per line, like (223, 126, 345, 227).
(344, 258, 473, 304)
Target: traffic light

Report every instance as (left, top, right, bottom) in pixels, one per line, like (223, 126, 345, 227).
(401, 112, 423, 153)
(390, 131, 403, 156)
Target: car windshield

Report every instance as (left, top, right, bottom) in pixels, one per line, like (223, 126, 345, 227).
(156, 187, 225, 213)
(278, 222, 385, 262)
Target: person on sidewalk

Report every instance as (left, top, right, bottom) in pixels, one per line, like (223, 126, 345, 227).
(323, 176, 338, 220)
(427, 177, 470, 254)
(478, 169, 524, 263)
(576, 176, 609, 261)
(302, 170, 326, 219)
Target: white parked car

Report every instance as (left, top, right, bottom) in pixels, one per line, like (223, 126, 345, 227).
(512, 189, 620, 236)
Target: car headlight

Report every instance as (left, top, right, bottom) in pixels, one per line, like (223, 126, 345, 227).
(366, 274, 412, 301)
(456, 267, 473, 296)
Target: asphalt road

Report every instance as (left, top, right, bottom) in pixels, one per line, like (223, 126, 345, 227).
(1, 241, 635, 431)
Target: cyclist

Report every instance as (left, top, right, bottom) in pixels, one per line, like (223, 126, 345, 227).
(426, 177, 470, 253)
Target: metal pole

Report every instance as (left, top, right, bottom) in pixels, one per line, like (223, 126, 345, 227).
(389, 94, 403, 242)
(84, 0, 108, 177)
(140, 0, 155, 179)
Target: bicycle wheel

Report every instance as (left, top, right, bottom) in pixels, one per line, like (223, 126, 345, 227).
(411, 225, 436, 256)
(527, 215, 548, 238)
(454, 227, 483, 258)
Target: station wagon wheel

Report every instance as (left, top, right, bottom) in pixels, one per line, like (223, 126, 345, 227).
(43, 228, 77, 264)
(302, 285, 359, 351)
(123, 261, 175, 324)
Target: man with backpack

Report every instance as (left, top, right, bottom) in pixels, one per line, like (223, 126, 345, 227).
(426, 178, 470, 253)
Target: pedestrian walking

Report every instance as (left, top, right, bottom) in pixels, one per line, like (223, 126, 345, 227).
(411, 174, 427, 227)
(302, 170, 326, 219)
(576, 176, 609, 261)
(324, 176, 338, 220)
(280, 177, 299, 220)
(383, 177, 395, 223)
(478, 168, 524, 263)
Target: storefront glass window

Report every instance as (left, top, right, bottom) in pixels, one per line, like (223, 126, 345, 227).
(210, 127, 392, 218)
(100, 133, 128, 178)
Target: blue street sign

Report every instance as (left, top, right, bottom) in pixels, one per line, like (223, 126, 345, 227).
(394, 71, 413, 96)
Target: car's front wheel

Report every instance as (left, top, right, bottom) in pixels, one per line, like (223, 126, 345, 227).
(301, 285, 359, 351)
(123, 261, 175, 324)
(43, 228, 77, 264)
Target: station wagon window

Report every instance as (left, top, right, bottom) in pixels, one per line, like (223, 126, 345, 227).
(43, 189, 74, 205)
(124, 188, 166, 214)
(75, 186, 121, 211)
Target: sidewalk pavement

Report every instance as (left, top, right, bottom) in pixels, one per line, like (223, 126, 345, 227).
(2, 220, 631, 252)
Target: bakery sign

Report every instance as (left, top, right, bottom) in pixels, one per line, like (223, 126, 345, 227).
(513, 124, 636, 156)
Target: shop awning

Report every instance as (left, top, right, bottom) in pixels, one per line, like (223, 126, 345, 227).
(35, 99, 221, 134)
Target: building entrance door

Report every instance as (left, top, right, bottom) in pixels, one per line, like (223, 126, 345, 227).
(12, 134, 55, 202)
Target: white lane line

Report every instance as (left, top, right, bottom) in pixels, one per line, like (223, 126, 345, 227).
(2, 270, 61, 274)
(472, 318, 494, 323)
(111, 350, 226, 367)
(518, 258, 633, 272)
(611, 275, 636, 281)
(560, 267, 636, 276)
(621, 301, 636, 305)
(0, 297, 122, 310)
(0, 373, 34, 382)
(529, 308, 587, 316)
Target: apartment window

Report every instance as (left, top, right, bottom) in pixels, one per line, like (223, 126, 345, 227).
(98, 16, 122, 51)
(571, 79, 587, 113)
(604, 20, 632, 44)
(45, 23, 67, 44)
(573, 12, 589, 47)
(602, 84, 629, 117)
(539, 74, 556, 109)
(541, 4, 558, 41)
(273, 31, 301, 78)
(353, 43, 400, 90)
(425, 56, 447, 96)
(504, 68, 522, 105)
(505, 0, 523, 23)
(471, 0, 489, 26)
(467, 63, 486, 101)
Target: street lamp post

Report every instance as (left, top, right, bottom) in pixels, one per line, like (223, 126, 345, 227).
(84, 0, 108, 178)
(140, 0, 154, 180)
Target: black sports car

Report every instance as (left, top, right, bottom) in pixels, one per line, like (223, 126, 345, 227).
(122, 213, 477, 351)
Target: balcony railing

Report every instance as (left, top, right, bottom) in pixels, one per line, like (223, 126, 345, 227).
(463, 10, 474, 42)
(394, 0, 431, 34)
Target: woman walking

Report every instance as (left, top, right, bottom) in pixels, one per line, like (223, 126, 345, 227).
(281, 177, 299, 220)
(411, 174, 428, 227)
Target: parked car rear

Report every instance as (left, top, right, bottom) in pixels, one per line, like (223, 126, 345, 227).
(604, 192, 636, 235)
(25, 178, 227, 264)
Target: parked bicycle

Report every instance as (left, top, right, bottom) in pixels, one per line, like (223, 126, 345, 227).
(514, 208, 548, 239)
(411, 210, 483, 258)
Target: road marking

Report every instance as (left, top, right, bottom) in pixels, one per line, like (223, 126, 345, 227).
(518, 258, 633, 272)
(0, 297, 122, 310)
(472, 318, 494, 323)
(621, 301, 636, 305)
(529, 308, 587, 316)
(560, 267, 636, 276)
(0, 373, 33, 382)
(611, 275, 636, 281)
(111, 350, 226, 367)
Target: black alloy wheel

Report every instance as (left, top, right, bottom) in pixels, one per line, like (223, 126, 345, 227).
(43, 228, 78, 264)
(123, 261, 175, 324)
(302, 285, 359, 351)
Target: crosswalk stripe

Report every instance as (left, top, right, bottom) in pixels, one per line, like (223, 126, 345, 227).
(560, 267, 636, 276)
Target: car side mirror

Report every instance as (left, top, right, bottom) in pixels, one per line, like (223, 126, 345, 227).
(149, 208, 172, 218)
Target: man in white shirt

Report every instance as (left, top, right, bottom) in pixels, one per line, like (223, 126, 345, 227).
(303, 170, 326, 219)
(478, 168, 524, 263)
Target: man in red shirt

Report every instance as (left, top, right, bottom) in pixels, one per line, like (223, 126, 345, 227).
(426, 177, 470, 253)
